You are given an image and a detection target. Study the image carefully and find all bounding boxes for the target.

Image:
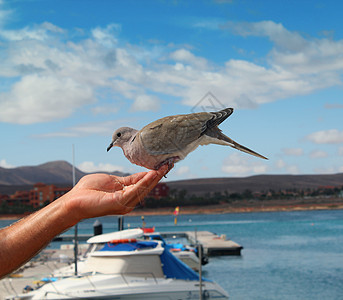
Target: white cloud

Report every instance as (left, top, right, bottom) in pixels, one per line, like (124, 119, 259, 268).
(274, 159, 301, 174)
(221, 153, 268, 176)
(228, 20, 343, 75)
(282, 147, 303, 156)
(131, 94, 160, 112)
(170, 49, 208, 69)
(0, 22, 63, 41)
(309, 150, 328, 158)
(0, 75, 95, 124)
(273, 159, 301, 174)
(285, 165, 300, 174)
(313, 166, 337, 174)
(214, 20, 343, 103)
(228, 21, 306, 52)
(275, 159, 286, 169)
(78, 161, 124, 173)
(306, 129, 343, 144)
(1, 20, 343, 124)
(33, 120, 118, 138)
(0, 22, 166, 124)
(0, 1, 12, 28)
(175, 165, 190, 176)
(339, 147, 343, 156)
(91, 105, 119, 115)
(0, 159, 15, 168)
(193, 19, 222, 30)
(314, 164, 343, 174)
(0, 24, 130, 124)
(91, 23, 120, 48)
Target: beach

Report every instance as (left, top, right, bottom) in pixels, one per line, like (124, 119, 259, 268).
(1, 197, 343, 220)
(130, 198, 343, 216)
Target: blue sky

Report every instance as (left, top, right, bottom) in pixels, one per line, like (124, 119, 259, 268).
(0, 0, 342, 181)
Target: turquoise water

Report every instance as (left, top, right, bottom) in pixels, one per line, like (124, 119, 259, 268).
(2, 209, 343, 299)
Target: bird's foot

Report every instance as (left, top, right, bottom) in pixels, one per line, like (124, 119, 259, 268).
(155, 156, 179, 177)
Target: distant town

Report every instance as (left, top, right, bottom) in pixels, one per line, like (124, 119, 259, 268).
(1, 180, 342, 215)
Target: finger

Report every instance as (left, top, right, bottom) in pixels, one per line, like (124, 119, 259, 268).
(124, 172, 158, 201)
(156, 164, 170, 177)
(119, 172, 148, 187)
(122, 165, 168, 206)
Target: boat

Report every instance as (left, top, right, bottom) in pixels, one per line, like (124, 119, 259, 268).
(141, 226, 155, 233)
(54, 229, 208, 275)
(144, 233, 209, 271)
(6, 230, 229, 299)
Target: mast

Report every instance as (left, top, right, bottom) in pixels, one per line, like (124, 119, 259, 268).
(72, 144, 78, 276)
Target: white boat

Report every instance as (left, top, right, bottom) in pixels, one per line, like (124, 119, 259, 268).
(54, 229, 208, 275)
(53, 229, 144, 278)
(6, 229, 228, 299)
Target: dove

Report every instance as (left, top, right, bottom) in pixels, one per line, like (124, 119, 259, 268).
(107, 108, 267, 170)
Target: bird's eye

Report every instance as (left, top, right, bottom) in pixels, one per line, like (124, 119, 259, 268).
(117, 132, 121, 137)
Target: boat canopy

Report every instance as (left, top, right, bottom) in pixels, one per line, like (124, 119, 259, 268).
(99, 241, 158, 252)
(160, 246, 209, 282)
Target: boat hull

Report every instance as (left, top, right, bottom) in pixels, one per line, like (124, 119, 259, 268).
(8, 274, 228, 299)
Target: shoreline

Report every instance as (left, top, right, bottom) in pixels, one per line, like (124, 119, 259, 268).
(129, 201, 343, 216)
(1, 200, 343, 220)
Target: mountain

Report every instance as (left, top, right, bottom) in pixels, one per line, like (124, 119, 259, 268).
(1, 160, 342, 197)
(0, 160, 129, 194)
(167, 173, 343, 196)
(0, 160, 84, 186)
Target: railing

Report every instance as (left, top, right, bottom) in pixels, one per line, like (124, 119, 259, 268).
(30, 272, 161, 299)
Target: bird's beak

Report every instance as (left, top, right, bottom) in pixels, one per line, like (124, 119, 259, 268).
(107, 142, 113, 152)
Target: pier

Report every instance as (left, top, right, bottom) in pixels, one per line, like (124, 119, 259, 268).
(54, 230, 243, 256)
(186, 231, 243, 256)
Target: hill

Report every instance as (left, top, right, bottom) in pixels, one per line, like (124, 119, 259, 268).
(0, 160, 129, 195)
(167, 173, 343, 196)
(0, 160, 342, 197)
(0, 161, 85, 186)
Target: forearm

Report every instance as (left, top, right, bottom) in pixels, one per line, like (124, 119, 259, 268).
(0, 168, 169, 279)
(0, 196, 78, 279)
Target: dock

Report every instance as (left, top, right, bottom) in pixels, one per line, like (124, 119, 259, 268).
(159, 231, 243, 256)
(54, 230, 243, 256)
(187, 231, 242, 256)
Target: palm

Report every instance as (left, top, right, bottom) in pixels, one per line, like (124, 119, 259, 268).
(67, 168, 168, 219)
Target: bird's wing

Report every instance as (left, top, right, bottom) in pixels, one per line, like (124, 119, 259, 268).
(203, 108, 233, 131)
(140, 112, 213, 155)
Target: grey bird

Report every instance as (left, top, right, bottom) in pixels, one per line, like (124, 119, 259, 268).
(107, 108, 267, 170)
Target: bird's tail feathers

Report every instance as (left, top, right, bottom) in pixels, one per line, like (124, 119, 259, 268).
(217, 131, 268, 160)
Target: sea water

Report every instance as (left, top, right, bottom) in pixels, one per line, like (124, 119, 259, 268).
(1, 209, 343, 299)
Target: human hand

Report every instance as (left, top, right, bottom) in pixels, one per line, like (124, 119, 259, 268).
(0, 164, 171, 279)
(63, 164, 170, 223)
